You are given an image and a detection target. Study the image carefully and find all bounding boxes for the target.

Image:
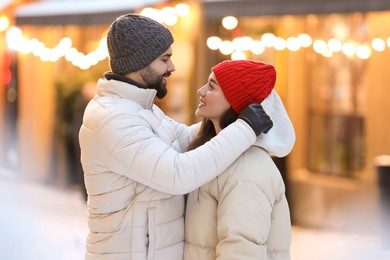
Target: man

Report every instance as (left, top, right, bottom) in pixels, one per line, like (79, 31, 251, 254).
(79, 14, 272, 259)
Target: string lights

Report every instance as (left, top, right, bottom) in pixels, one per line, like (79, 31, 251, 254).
(0, 15, 9, 31)
(208, 15, 390, 60)
(3, 3, 190, 70)
(3, 8, 390, 69)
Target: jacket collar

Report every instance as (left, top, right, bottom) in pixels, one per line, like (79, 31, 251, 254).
(104, 71, 146, 89)
(96, 77, 157, 109)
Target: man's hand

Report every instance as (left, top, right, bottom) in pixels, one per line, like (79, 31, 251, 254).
(238, 104, 273, 136)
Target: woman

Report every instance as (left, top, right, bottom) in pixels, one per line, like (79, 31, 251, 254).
(184, 60, 295, 260)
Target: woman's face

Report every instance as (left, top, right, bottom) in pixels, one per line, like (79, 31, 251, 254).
(195, 72, 230, 127)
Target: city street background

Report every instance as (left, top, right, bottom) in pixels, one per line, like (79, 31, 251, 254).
(1, 170, 390, 260)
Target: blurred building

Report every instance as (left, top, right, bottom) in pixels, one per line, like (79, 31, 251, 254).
(1, 0, 390, 232)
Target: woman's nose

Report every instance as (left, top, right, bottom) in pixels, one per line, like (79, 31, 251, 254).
(197, 85, 206, 96)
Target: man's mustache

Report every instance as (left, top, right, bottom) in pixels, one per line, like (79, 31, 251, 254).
(162, 71, 172, 78)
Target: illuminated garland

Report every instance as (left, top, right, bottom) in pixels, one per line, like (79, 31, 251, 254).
(207, 34, 390, 60)
(3, 8, 390, 69)
(6, 27, 108, 70)
(3, 3, 190, 70)
(208, 16, 390, 60)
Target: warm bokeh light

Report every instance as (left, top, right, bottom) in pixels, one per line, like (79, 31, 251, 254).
(6, 26, 108, 70)
(0, 15, 9, 31)
(138, 4, 190, 26)
(140, 7, 163, 23)
(174, 3, 190, 17)
(286, 37, 300, 51)
(342, 42, 356, 57)
(372, 38, 386, 52)
(297, 33, 312, 47)
(313, 39, 327, 54)
(207, 36, 222, 50)
(6, 26, 23, 50)
(328, 38, 342, 52)
(261, 33, 276, 48)
(30, 38, 45, 57)
(3, 3, 390, 70)
(232, 37, 253, 51)
(210, 29, 390, 59)
(222, 16, 238, 30)
(2, 4, 190, 70)
(250, 40, 265, 55)
(231, 50, 247, 60)
(208, 15, 390, 60)
(219, 40, 234, 55)
(356, 45, 371, 59)
(161, 7, 178, 26)
(322, 49, 333, 58)
(274, 37, 287, 51)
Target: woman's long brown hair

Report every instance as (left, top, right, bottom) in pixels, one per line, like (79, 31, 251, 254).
(188, 107, 238, 151)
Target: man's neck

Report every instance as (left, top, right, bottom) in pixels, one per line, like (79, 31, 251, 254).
(104, 72, 146, 89)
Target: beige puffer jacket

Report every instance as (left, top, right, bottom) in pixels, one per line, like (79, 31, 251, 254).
(184, 90, 295, 260)
(184, 146, 291, 260)
(79, 78, 257, 259)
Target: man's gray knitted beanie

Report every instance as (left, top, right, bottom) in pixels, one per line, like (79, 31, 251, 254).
(107, 14, 174, 75)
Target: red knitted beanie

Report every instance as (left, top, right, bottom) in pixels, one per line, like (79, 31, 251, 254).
(212, 60, 276, 114)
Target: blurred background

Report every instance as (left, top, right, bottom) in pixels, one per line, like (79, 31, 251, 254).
(1, 0, 390, 259)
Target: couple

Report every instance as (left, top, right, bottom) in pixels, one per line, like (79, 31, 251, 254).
(79, 14, 295, 260)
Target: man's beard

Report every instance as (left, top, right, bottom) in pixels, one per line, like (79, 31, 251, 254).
(140, 66, 171, 99)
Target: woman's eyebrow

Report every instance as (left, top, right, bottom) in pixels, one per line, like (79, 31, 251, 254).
(209, 78, 218, 86)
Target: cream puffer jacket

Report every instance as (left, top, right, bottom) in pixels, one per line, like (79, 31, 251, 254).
(184, 90, 295, 260)
(79, 78, 257, 260)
